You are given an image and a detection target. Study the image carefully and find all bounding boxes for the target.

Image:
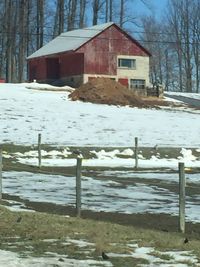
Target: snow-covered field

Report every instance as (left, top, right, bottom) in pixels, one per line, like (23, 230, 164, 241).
(1, 83, 200, 221)
(1, 83, 200, 147)
(166, 91, 200, 100)
(1, 83, 200, 266)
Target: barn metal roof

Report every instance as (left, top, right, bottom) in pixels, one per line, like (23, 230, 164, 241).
(27, 22, 114, 59)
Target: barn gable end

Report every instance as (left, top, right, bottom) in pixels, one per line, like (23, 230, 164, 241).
(27, 22, 151, 91)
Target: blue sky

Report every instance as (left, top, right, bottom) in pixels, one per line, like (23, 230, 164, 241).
(134, 0, 168, 19)
(84, 0, 168, 27)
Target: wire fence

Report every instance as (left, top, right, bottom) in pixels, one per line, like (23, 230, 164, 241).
(1, 134, 200, 233)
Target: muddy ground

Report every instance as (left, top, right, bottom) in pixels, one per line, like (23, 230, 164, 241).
(2, 193, 200, 240)
(1, 144, 200, 241)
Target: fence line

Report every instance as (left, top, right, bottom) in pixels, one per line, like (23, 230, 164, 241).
(0, 149, 2, 199)
(134, 137, 138, 169)
(179, 162, 185, 233)
(38, 133, 42, 169)
(1, 134, 199, 232)
(76, 157, 82, 217)
(0, 156, 196, 233)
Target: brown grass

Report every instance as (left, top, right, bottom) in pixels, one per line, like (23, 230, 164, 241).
(0, 205, 200, 266)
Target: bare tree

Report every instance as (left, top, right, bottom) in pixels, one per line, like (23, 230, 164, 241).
(5, 0, 14, 82)
(67, 0, 78, 30)
(167, 0, 184, 91)
(109, 0, 113, 21)
(119, 0, 124, 27)
(18, 0, 29, 82)
(167, 0, 194, 92)
(191, 1, 200, 93)
(36, 0, 44, 49)
(92, 0, 105, 25)
(58, 0, 65, 33)
(79, 0, 87, 28)
(0, 1, 6, 78)
(141, 17, 164, 84)
(105, 0, 108, 22)
(182, 0, 192, 92)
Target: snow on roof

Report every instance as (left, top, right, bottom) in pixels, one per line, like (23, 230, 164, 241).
(27, 22, 114, 59)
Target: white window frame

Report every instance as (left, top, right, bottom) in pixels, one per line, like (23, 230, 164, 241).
(118, 58, 136, 69)
(130, 79, 146, 89)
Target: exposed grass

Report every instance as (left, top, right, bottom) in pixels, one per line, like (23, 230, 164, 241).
(1, 143, 200, 265)
(0, 205, 199, 266)
(2, 144, 200, 178)
(2, 143, 200, 161)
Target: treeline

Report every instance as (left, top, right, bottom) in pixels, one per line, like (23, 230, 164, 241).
(0, 0, 138, 83)
(142, 0, 200, 92)
(0, 0, 199, 92)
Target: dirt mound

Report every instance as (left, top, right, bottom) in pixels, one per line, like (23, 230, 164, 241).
(69, 78, 146, 107)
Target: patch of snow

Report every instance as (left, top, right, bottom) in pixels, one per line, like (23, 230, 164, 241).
(16, 156, 200, 170)
(22, 82, 74, 92)
(0, 240, 198, 267)
(62, 238, 94, 248)
(107, 245, 199, 267)
(0, 249, 112, 267)
(90, 149, 120, 159)
(179, 148, 197, 161)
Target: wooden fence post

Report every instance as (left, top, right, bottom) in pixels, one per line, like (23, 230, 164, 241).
(0, 148, 3, 200)
(0, 149, 2, 199)
(134, 137, 138, 169)
(179, 162, 185, 233)
(38, 133, 41, 169)
(76, 157, 82, 217)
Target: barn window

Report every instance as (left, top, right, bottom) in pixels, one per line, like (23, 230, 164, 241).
(130, 79, 145, 89)
(118, 58, 136, 69)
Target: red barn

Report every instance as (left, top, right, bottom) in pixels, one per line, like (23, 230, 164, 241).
(27, 22, 151, 91)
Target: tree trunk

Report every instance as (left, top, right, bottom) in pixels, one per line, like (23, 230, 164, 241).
(105, 0, 108, 22)
(18, 0, 28, 82)
(120, 0, 124, 27)
(92, 0, 98, 25)
(36, 0, 44, 49)
(109, 0, 112, 21)
(67, 0, 77, 30)
(79, 0, 87, 28)
(5, 0, 12, 83)
(58, 0, 64, 33)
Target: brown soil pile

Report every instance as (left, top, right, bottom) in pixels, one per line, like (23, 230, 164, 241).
(69, 78, 146, 107)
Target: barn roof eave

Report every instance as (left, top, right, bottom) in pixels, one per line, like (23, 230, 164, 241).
(27, 50, 75, 60)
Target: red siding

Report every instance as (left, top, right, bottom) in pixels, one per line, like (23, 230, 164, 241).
(29, 58, 47, 81)
(29, 53, 84, 81)
(28, 24, 149, 82)
(46, 58, 60, 79)
(77, 24, 148, 76)
(118, 78, 128, 87)
(59, 53, 84, 77)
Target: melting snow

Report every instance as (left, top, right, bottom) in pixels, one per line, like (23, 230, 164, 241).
(1, 83, 200, 147)
(2, 170, 200, 223)
(0, 240, 199, 267)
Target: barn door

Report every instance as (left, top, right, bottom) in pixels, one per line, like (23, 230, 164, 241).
(46, 58, 60, 79)
(118, 78, 128, 88)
